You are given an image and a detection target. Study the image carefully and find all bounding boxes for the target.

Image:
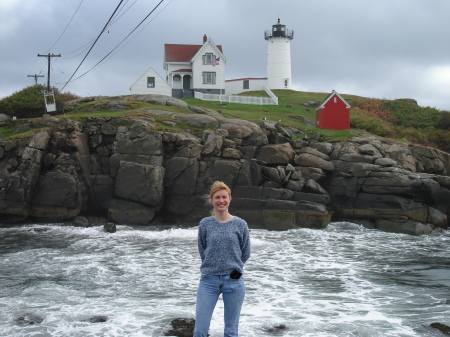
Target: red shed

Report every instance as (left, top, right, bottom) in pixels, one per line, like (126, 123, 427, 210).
(315, 90, 351, 130)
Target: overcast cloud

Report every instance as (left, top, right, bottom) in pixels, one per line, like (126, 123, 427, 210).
(1, 0, 450, 110)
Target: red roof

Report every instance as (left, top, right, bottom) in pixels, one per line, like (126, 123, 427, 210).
(164, 44, 223, 63)
(173, 69, 192, 73)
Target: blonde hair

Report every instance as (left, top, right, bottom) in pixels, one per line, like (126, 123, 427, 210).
(209, 181, 232, 201)
(209, 181, 232, 215)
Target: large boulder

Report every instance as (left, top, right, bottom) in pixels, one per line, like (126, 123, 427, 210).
(172, 113, 218, 128)
(114, 161, 165, 207)
(256, 143, 295, 165)
(219, 119, 268, 146)
(164, 157, 198, 195)
(295, 153, 335, 171)
(231, 198, 331, 230)
(30, 171, 86, 221)
(108, 198, 156, 225)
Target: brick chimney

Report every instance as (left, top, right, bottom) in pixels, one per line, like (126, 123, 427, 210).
(203, 34, 207, 44)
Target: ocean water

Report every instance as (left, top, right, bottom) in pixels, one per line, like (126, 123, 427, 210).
(0, 222, 449, 337)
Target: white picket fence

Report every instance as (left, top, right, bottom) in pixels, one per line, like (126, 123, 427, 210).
(194, 86, 278, 105)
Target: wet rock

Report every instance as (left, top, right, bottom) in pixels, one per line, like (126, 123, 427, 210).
(73, 216, 89, 227)
(430, 322, 450, 334)
(15, 313, 44, 326)
(88, 315, 108, 323)
(263, 323, 287, 334)
(104, 222, 117, 233)
(163, 318, 205, 337)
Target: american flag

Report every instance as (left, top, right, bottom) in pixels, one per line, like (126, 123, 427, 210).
(211, 57, 220, 66)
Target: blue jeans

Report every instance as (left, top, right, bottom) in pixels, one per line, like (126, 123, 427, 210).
(194, 274, 246, 337)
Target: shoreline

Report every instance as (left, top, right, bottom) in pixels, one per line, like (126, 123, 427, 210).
(0, 216, 196, 231)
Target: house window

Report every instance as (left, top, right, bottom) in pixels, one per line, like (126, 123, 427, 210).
(147, 77, 155, 88)
(243, 80, 249, 89)
(203, 72, 216, 84)
(203, 53, 215, 65)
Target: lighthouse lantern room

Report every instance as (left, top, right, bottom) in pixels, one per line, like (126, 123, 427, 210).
(265, 19, 294, 90)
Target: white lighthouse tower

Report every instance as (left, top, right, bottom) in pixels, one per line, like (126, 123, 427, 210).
(265, 18, 294, 90)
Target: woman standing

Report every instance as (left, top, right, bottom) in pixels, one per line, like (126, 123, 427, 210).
(194, 181, 251, 337)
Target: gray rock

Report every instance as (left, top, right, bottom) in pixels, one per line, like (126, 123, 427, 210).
(219, 119, 268, 146)
(162, 121, 177, 127)
(209, 159, 242, 187)
(172, 113, 218, 128)
(163, 318, 196, 337)
(108, 198, 156, 225)
(28, 131, 50, 150)
(256, 143, 295, 165)
(286, 179, 305, 192)
(114, 161, 165, 206)
(104, 222, 117, 233)
(92, 174, 114, 211)
(299, 147, 330, 160)
(300, 167, 326, 182)
(304, 179, 329, 195)
(309, 142, 333, 155)
(374, 158, 396, 167)
(88, 315, 108, 323)
(295, 153, 335, 171)
(202, 131, 223, 156)
(222, 148, 244, 159)
(30, 171, 86, 221)
(73, 216, 89, 227)
(0, 113, 11, 121)
(164, 157, 198, 195)
(15, 313, 44, 326)
(359, 144, 381, 156)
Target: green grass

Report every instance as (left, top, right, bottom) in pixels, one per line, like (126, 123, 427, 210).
(183, 90, 360, 142)
(3, 89, 449, 151)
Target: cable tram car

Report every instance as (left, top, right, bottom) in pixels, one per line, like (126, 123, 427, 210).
(44, 91, 56, 113)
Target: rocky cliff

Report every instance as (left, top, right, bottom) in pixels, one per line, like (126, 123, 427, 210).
(0, 94, 449, 235)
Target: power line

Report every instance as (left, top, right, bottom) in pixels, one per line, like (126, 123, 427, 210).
(69, 0, 165, 83)
(109, 0, 138, 26)
(46, 0, 84, 52)
(60, 0, 135, 57)
(61, 0, 125, 91)
(54, 63, 91, 96)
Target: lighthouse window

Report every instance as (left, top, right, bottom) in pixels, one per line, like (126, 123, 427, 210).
(147, 77, 155, 88)
(202, 72, 216, 84)
(203, 53, 215, 65)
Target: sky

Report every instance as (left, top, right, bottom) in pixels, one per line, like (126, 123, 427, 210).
(1, 0, 450, 110)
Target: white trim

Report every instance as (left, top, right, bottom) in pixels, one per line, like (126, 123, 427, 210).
(316, 90, 351, 110)
(191, 37, 227, 64)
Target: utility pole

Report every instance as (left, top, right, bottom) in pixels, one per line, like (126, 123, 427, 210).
(27, 74, 44, 85)
(37, 53, 61, 91)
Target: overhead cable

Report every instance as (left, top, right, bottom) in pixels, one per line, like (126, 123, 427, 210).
(61, 0, 125, 91)
(69, 0, 165, 83)
(46, 0, 84, 52)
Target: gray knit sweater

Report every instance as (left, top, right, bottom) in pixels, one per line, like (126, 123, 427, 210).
(198, 216, 250, 275)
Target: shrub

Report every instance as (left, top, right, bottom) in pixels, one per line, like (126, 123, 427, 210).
(382, 99, 441, 129)
(0, 85, 81, 118)
(438, 111, 450, 130)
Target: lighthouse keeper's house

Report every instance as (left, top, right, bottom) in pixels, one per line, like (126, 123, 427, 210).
(131, 35, 227, 99)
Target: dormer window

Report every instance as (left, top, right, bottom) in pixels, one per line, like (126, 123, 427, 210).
(203, 53, 215, 65)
